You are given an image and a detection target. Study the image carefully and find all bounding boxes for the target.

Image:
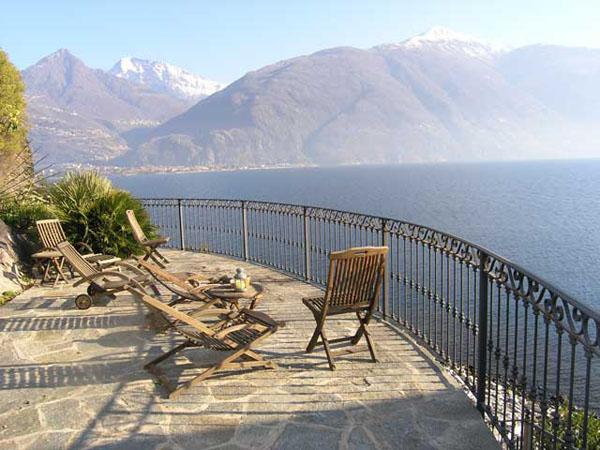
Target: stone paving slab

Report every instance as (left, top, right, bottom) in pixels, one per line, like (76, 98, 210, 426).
(0, 250, 498, 449)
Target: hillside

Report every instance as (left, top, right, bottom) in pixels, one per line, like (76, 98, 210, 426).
(125, 28, 599, 167)
(24, 29, 600, 168)
(23, 50, 205, 163)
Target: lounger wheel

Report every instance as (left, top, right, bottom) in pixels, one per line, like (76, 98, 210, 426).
(87, 284, 103, 296)
(75, 294, 93, 310)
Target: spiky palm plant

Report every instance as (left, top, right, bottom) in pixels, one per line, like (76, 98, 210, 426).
(47, 171, 155, 257)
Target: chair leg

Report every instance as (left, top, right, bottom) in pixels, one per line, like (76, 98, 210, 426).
(361, 322, 378, 362)
(320, 329, 336, 370)
(144, 341, 190, 369)
(148, 283, 161, 296)
(350, 313, 365, 345)
(148, 251, 167, 269)
(51, 257, 68, 287)
(153, 248, 170, 264)
(41, 259, 52, 284)
(169, 343, 275, 399)
(306, 320, 323, 353)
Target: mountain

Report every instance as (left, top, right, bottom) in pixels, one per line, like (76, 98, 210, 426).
(109, 57, 223, 101)
(377, 26, 507, 60)
(125, 27, 598, 167)
(497, 44, 600, 121)
(23, 29, 600, 168)
(23, 50, 193, 163)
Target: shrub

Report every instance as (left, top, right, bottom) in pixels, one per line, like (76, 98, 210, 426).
(0, 195, 52, 244)
(0, 290, 18, 306)
(47, 171, 155, 258)
(1, 171, 155, 259)
(538, 404, 600, 448)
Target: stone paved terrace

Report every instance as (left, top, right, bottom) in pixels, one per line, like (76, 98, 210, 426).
(0, 250, 498, 450)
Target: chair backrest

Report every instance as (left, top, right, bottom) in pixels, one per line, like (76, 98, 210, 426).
(324, 246, 388, 309)
(127, 287, 215, 336)
(135, 257, 191, 290)
(56, 241, 99, 279)
(126, 210, 147, 243)
(36, 219, 68, 248)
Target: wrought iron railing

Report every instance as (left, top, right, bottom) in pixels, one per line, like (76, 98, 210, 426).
(140, 198, 600, 449)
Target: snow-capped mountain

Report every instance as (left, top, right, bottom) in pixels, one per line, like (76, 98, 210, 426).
(377, 26, 508, 60)
(110, 57, 223, 101)
(23, 27, 600, 168)
(22, 49, 192, 164)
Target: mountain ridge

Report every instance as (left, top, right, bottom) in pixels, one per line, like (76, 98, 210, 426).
(22, 27, 600, 168)
(109, 57, 223, 101)
(22, 49, 212, 163)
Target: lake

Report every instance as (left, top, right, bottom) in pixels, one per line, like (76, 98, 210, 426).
(110, 159, 600, 310)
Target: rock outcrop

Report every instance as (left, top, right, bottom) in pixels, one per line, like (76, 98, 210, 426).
(0, 220, 27, 294)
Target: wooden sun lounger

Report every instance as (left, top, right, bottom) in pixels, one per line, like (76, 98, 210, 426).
(134, 257, 226, 310)
(126, 209, 170, 268)
(303, 246, 387, 370)
(35, 219, 120, 285)
(56, 241, 158, 309)
(127, 285, 278, 399)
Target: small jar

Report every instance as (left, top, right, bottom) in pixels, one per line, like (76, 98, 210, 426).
(233, 268, 249, 291)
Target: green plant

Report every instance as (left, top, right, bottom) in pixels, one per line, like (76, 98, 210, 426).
(0, 290, 18, 306)
(47, 171, 155, 258)
(0, 195, 52, 244)
(0, 49, 28, 155)
(537, 404, 600, 448)
(81, 188, 156, 257)
(0, 49, 33, 202)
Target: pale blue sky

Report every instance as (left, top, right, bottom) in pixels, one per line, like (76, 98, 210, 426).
(1, 0, 599, 83)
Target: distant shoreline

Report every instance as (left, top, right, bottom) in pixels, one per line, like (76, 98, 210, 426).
(39, 157, 600, 178)
(41, 163, 320, 177)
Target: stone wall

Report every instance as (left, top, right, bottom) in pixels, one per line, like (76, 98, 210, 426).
(0, 219, 26, 294)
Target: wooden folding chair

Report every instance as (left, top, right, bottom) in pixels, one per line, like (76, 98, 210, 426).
(126, 209, 170, 268)
(56, 241, 158, 309)
(127, 286, 278, 399)
(31, 249, 69, 287)
(303, 246, 387, 370)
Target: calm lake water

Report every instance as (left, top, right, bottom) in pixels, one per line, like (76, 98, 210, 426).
(110, 159, 600, 310)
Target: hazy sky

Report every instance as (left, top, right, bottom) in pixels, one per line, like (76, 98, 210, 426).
(2, 0, 599, 82)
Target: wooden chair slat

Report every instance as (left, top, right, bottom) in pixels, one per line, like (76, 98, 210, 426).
(36, 219, 68, 249)
(126, 210, 147, 243)
(56, 241, 98, 278)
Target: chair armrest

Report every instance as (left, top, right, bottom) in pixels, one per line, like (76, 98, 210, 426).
(143, 237, 170, 246)
(189, 307, 231, 318)
(75, 241, 95, 254)
(114, 261, 148, 277)
(73, 271, 132, 287)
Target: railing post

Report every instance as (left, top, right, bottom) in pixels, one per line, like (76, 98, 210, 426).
(381, 219, 389, 318)
(177, 199, 185, 250)
(476, 250, 489, 413)
(241, 201, 249, 261)
(303, 207, 311, 281)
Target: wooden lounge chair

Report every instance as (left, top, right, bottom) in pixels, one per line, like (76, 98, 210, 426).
(126, 209, 170, 268)
(35, 219, 120, 284)
(303, 246, 387, 370)
(134, 257, 226, 310)
(127, 285, 278, 399)
(56, 241, 158, 309)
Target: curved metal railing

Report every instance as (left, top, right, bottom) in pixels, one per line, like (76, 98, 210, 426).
(140, 198, 600, 449)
